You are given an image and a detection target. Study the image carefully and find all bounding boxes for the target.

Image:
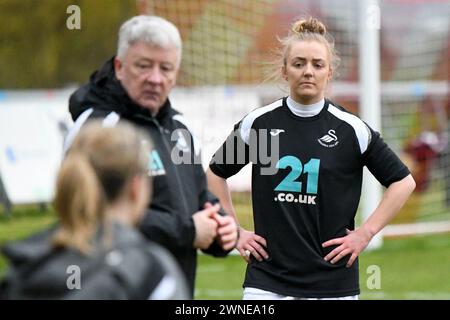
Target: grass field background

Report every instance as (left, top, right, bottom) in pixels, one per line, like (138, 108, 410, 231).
(1, 196, 450, 300)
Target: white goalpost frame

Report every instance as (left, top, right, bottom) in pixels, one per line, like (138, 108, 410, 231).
(359, 0, 383, 249)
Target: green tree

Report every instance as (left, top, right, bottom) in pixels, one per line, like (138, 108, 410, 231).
(0, 0, 136, 88)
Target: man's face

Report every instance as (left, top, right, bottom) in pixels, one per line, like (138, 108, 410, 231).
(115, 42, 179, 113)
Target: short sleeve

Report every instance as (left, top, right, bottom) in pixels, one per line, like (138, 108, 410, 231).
(209, 121, 251, 179)
(363, 126, 410, 188)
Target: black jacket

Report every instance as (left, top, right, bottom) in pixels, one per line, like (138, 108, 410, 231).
(0, 223, 189, 300)
(67, 58, 230, 297)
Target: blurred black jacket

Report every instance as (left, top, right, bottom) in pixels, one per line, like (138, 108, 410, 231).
(0, 223, 189, 300)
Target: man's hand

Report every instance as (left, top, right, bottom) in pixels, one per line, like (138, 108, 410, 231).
(237, 227, 268, 263)
(213, 214, 238, 251)
(192, 203, 220, 249)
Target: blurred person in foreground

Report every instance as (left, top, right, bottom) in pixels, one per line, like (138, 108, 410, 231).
(65, 15, 238, 298)
(207, 17, 416, 300)
(0, 122, 188, 299)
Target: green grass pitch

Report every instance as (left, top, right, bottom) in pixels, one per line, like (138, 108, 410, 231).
(1, 204, 450, 300)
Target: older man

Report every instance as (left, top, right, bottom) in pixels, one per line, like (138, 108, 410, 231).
(66, 15, 238, 297)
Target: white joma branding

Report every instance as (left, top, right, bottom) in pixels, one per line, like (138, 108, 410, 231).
(270, 129, 285, 136)
(274, 193, 316, 205)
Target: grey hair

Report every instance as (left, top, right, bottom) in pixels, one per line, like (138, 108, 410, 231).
(117, 15, 182, 67)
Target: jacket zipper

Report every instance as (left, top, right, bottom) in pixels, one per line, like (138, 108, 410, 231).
(151, 118, 191, 216)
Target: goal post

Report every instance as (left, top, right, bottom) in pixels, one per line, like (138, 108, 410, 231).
(135, 0, 450, 240)
(359, 0, 383, 249)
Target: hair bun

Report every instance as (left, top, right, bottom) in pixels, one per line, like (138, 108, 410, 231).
(292, 17, 326, 35)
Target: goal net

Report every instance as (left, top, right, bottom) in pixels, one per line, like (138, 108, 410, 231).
(138, 0, 450, 236)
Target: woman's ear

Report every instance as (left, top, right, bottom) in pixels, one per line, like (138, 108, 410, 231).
(128, 176, 140, 201)
(282, 65, 288, 81)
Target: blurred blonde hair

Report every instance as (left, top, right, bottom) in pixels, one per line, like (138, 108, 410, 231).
(52, 121, 151, 255)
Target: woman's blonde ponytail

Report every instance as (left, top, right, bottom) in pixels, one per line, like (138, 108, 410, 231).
(52, 152, 105, 255)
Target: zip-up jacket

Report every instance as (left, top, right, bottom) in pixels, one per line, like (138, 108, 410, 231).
(0, 223, 189, 300)
(66, 58, 230, 297)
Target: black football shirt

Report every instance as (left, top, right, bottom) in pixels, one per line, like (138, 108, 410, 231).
(210, 97, 410, 298)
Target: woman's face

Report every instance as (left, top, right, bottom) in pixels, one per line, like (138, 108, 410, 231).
(282, 40, 332, 104)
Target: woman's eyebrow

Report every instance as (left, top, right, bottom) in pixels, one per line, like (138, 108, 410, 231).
(291, 57, 326, 63)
